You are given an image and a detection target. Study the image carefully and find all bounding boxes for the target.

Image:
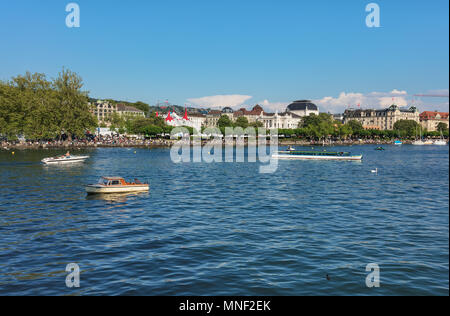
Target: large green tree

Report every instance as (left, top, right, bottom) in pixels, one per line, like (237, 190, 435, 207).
(300, 113, 335, 140)
(0, 81, 24, 139)
(217, 115, 234, 128)
(53, 68, 97, 140)
(437, 122, 448, 133)
(133, 101, 150, 115)
(347, 120, 364, 135)
(335, 122, 353, 139)
(393, 120, 421, 137)
(4, 72, 62, 139)
(235, 116, 249, 129)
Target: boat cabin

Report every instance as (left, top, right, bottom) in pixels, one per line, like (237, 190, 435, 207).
(98, 177, 143, 186)
(286, 151, 352, 157)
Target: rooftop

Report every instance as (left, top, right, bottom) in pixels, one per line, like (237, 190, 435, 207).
(117, 104, 144, 113)
(233, 105, 264, 117)
(188, 113, 206, 118)
(420, 111, 449, 120)
(287, 100, 318, 112)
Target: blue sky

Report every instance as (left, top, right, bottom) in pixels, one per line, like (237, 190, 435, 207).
(0, 0, 448, 113)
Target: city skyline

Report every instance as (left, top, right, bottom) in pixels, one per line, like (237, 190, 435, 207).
(0, 0, 448, 113)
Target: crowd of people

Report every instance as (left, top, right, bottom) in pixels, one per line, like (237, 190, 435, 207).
(2, 135, 413, 151)
(1, 135, 174, 150)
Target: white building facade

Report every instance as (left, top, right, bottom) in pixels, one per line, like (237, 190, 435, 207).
(343, 105, 420, 130)
(90, 100, 145, 124)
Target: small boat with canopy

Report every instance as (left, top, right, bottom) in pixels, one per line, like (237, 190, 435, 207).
(86, 177, 149, 194)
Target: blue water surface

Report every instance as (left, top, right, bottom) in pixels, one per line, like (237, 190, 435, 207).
(0, 145, 448, 295)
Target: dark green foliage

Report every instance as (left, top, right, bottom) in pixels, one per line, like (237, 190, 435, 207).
(393, 120, 421, 137)
(0, 69, 97, 140)
(436, 122, 448, 133)
(217, 115, 234, 128)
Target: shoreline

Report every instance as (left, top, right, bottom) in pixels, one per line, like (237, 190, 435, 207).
(1, 139, 439, 150)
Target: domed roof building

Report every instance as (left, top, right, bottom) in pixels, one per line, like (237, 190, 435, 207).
(222, 107, 234, 113)
(286, 100, 319, 117)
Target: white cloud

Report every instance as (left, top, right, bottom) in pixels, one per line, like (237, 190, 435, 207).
(314, 90, 411, 113)
(187, 89, 449, 113)
(187, 94, 252, 108)
(421, 89, 449, 96)
(258, 99, 290, 112)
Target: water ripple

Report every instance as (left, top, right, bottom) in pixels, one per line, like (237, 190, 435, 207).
(0, 146, 448, 295)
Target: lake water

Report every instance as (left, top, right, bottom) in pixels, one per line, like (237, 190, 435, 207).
(0, 145, 448, 295)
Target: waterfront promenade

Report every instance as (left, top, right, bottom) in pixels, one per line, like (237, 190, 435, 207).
(1, 137, 446, 150)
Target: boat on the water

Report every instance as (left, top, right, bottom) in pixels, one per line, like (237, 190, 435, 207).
(394, 140, 403, 145)
(375, 147, 385, 151)
(287, 146, 296, 152)
(433, 139, 447, 146)
(433, 131, 447, 145)
(86, 177, 149, 194)
(42, 155, 89, 164)
(412, 140, 426, 146)
(272, 150, 363, 161)
(86, 192, 148, 202)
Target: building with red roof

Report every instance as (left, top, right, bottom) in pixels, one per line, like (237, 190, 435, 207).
(420, 111, 449, 132)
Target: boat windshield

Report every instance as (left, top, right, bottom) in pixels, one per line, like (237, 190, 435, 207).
(98, 178, 110, 185)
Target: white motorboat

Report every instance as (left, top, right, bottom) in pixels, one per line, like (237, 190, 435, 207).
(86, 177, 150, 194)
(42, 155, 89, 164)
(287, 146, 296, 152)
(433, 140, 447, 146)
(412, 140, 426, 146)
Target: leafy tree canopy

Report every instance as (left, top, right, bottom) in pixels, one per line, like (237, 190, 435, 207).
(393, 120, 421, 137)
(217, 115, 234, 128)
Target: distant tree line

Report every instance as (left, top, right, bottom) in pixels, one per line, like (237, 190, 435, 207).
(215, 113, 448, 140)
(105, 112, 175, 136)
(2, 70, 447, 141)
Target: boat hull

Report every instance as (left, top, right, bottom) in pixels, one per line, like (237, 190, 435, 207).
(272, 154, 363, 161)
(42, 156, 89, 164)
(86, 184, 150, 194)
